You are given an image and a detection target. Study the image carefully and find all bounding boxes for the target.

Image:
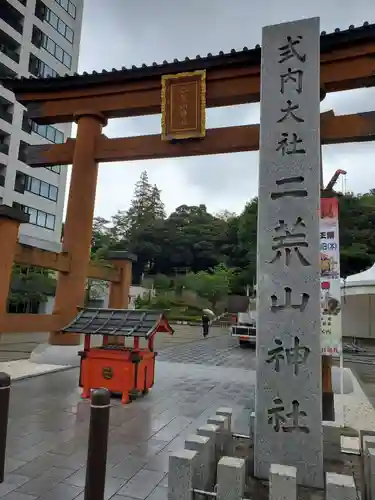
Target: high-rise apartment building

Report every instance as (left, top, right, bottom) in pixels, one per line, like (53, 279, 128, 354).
(0, 0, 83, 252)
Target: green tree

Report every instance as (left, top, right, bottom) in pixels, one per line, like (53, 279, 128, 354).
(338, 191, 375, 276)
(91, 216, 114, 253)
(155, 204, 228, 275)
(184, 263, 235, 311)
(9, 266, 56, 307)
(224, 199, 258, 292)
(92, 186, 375, 290)
(109, 171, 166, 281)
(85, 247, 109, 305)
(125, 171, 165, 232)
(152, 273, 171, 291)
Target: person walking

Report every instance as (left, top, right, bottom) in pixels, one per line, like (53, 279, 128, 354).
(201, 313, 210, 338)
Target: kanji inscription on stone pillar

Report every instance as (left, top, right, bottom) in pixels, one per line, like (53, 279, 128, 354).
(254, 17, 323, 488)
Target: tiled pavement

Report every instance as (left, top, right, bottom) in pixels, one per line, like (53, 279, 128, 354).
(345, 357, 375, 409)
(0, 336, 256, 499)
(158, 335, 257, 369)
(0, 326, 227, 362)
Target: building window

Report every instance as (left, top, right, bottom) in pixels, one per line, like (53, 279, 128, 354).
(29, 53, 57, 78)
(22, 113, 64, 144)
(31, 119, 64, 144)
(45, 165, 62, 174)
(35, 0, 74, 43)
(15, 171, 59, 202)
(32, 26, 72, 69)
(54, 0, 76, 19)
(13, 202, 56, 230)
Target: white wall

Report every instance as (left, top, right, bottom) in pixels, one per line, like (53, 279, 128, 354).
(102, 285, 153, 309)
(40, 285, 154, 313)
(341, 294, 375, 339)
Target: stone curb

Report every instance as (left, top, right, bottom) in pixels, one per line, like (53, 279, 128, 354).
(8, 364, 75, 382)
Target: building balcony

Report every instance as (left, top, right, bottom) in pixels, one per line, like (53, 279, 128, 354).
(0, 171, 5, 189)
(18, 140, 28, 163)
(22, 113, 32, 134)
(0, 28, 21, 64)
(31, 26, 43, 49)
(0, 61, 17, 79)
(0, 162, 6, 188)
(0, 144, 9, 155)
(0, 96, 14, 124)
(0, 140, 9, 156)
(14, 170, 26, 193)
(0, 108, 12, 124)
(35, 0, 47, 22)
(0, 1, 24, 35)
(0, 127, 11, 156)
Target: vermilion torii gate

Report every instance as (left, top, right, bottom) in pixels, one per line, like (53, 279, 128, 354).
(0, 22, 375, 400)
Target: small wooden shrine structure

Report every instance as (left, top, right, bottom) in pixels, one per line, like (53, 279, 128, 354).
(62, 308, 173, 404)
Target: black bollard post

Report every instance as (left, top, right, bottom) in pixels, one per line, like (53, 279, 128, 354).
(84, 388, 110, 500)
(0, 372, 11, 484)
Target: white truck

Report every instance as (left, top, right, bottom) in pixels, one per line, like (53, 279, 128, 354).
(230, 299, 256, 346)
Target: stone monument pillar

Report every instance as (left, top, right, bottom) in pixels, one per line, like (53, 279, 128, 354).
(254, 17, 323, 488)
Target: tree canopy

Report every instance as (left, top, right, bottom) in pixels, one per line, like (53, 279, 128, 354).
(91, 170, 375, 290)
(184, 264, 235, 309)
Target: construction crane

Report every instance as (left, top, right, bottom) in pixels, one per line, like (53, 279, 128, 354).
(323, 169, 347, 192)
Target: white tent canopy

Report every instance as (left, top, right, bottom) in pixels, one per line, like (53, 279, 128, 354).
(341, 263, 375, 296)
(341, 263, 375, 340)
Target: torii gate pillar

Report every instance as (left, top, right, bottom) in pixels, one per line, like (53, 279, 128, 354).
(106, 251, 137, 345)
(0, 206, 29, 333)
(49, 112, 107, 346)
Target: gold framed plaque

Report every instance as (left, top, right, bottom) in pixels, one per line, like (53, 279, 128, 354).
(161, 70, 206, 141)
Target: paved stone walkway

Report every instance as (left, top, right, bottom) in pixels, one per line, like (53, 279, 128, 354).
(158, 335, 256, 369)
(0, 337, 256, 499)
(0, 326, 227, 362)
(345, 358, 375, 409)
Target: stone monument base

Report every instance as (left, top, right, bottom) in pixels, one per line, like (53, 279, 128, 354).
(29, 335, 102, 366)
(29, 343, 81, 366)
(240, 424, 361, 499)
(167, 406, 370, 500)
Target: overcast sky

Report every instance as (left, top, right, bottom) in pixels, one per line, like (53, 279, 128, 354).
(71, 0, 375, 220)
